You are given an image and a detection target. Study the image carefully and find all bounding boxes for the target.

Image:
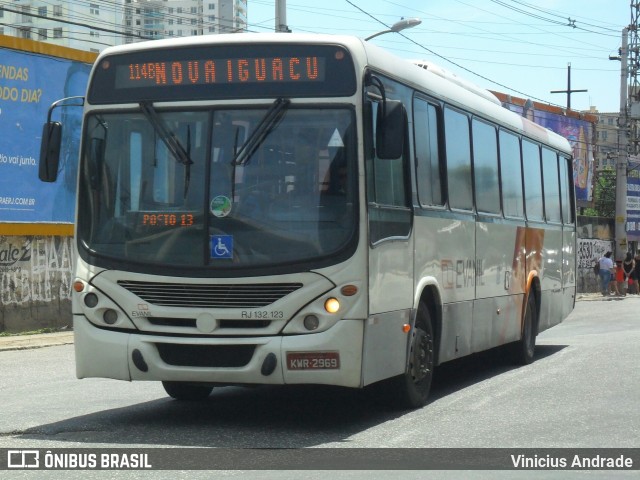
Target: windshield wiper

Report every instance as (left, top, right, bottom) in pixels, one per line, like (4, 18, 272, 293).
(232, 97, 290, 166)
(140, 101, 193, 199)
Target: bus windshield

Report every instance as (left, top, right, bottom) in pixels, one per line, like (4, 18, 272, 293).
(77, 105, 357, 272)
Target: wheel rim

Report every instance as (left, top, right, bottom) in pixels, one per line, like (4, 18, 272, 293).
(410, 328, 433, 385)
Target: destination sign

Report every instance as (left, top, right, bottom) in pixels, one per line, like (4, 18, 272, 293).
(116, 56, 325, 88)
(88, 44, 356, 103)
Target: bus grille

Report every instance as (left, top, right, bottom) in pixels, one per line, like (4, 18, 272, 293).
(117, 281, 302, 308)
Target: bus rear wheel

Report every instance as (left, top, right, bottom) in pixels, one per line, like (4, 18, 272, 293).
(388, 303, 435, 409)
(162, 381, 213, 401)
(510, 292, 537, 365)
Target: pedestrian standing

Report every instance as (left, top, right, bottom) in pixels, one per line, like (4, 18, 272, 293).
(598, 251, 614, 296)
(616, 260, 627, 295)
(622, 252, 635, 295)
(611, 261, 622, 296)
(633, 254, 640, 294)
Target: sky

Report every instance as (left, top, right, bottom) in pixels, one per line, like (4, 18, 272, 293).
(245, 0, 631, 113)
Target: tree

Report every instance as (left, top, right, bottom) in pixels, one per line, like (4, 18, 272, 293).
(582, 168, 615, 218)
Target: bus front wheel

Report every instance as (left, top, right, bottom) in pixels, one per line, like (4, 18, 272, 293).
(388, 303, 435, 409)
(162, 381, 213, 401)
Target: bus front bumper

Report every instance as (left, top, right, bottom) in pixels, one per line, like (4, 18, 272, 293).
(73, 316, 364, 388)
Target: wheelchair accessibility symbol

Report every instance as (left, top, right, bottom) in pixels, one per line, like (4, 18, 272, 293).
(210, 235, 233, 259)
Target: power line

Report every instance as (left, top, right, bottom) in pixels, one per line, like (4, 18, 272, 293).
(344, 0, 567, 107)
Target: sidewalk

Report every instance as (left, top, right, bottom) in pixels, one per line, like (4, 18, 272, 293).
(0, 292, 635, 352)
(577, 292, 638, 302)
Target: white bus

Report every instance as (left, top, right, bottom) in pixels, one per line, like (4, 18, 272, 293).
(39, 33, 575, 408)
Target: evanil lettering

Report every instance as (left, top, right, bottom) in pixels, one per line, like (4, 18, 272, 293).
(127, 57, 320, 85)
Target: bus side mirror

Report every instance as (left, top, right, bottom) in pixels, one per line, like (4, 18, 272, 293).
(38, 121, 62, 182)
(376, 100, 405, 160)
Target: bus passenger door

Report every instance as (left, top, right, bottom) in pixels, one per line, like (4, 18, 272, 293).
(362, 96, 414, 385)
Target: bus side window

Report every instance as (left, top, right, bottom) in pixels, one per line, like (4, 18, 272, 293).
(499, 130, 524, 219)
(472, 119, 500, 214)
(522, 139, 544, 222)
(444, 107, 473, 211)
(542, 148, 561, 223)
(413, 98, 444, 207)
(559, 156, 575, 224)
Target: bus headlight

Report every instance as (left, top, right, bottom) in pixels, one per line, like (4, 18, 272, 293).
(324, 297, 340, 314)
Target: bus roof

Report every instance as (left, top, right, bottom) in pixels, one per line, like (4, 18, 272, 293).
(95, 33, 572, 155)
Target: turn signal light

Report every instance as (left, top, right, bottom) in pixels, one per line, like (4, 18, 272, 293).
(340, 285, 358, 296)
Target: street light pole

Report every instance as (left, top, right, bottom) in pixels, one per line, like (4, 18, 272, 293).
(364, 18, 421, 41)
(615, 27, 630, 261)
(275, 0, 290, 32)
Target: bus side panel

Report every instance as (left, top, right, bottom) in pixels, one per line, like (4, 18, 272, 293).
(476, 221, 526, 300)
(414, 215, 475, 363)
(562, 228, 577, 321)
(368, 240, 413, 314)
(364, 236, 414, 384)
(439, 301, 473, 362)
(472, 295, 523, 354)
(473, 220, 524, 353)
(413, 215, 476, 304)
(361, 309, 412, 386)
(538, 227, 564, 332)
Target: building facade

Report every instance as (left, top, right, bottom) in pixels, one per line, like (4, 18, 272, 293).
(1, 0, 248, 52)
(591, 108, 620, 171)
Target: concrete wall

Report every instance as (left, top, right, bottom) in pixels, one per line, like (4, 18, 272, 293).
(577, 237, 614, 293)
(576, 216, 615, 294)
(0, 235, 73, 333)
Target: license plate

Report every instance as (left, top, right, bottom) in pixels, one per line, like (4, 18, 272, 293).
(286, 351, 340, 370)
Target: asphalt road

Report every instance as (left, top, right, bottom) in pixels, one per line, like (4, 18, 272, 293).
(0, 295, 638, 479)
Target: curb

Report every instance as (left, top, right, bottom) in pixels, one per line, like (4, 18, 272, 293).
(0, 331, 74, 352)
(577, 294, 638, 302)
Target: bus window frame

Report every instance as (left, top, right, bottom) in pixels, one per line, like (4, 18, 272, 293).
(471, 116, 501, 217)
(363, 73, 413, 247)
(443, 105, 474, 213)
(412, 94, 446, 210)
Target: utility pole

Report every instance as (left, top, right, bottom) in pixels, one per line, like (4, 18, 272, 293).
(550, 63, 587, 110)
(614, 28, 630, 261)
(275, 0, 291, 32)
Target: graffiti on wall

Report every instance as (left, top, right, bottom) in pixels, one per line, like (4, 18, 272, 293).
(577, 238, 614, 270)
(0, 236, 73, 305)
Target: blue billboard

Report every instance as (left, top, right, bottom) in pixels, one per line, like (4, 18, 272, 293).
(626, 171, 640, 239)
(0, 44, 92, 224)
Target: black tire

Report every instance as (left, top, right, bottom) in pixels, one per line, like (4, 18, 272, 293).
(511, 292, 537, 365)
(162, 381, 213, 401)
(386, 303, 435, 409)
